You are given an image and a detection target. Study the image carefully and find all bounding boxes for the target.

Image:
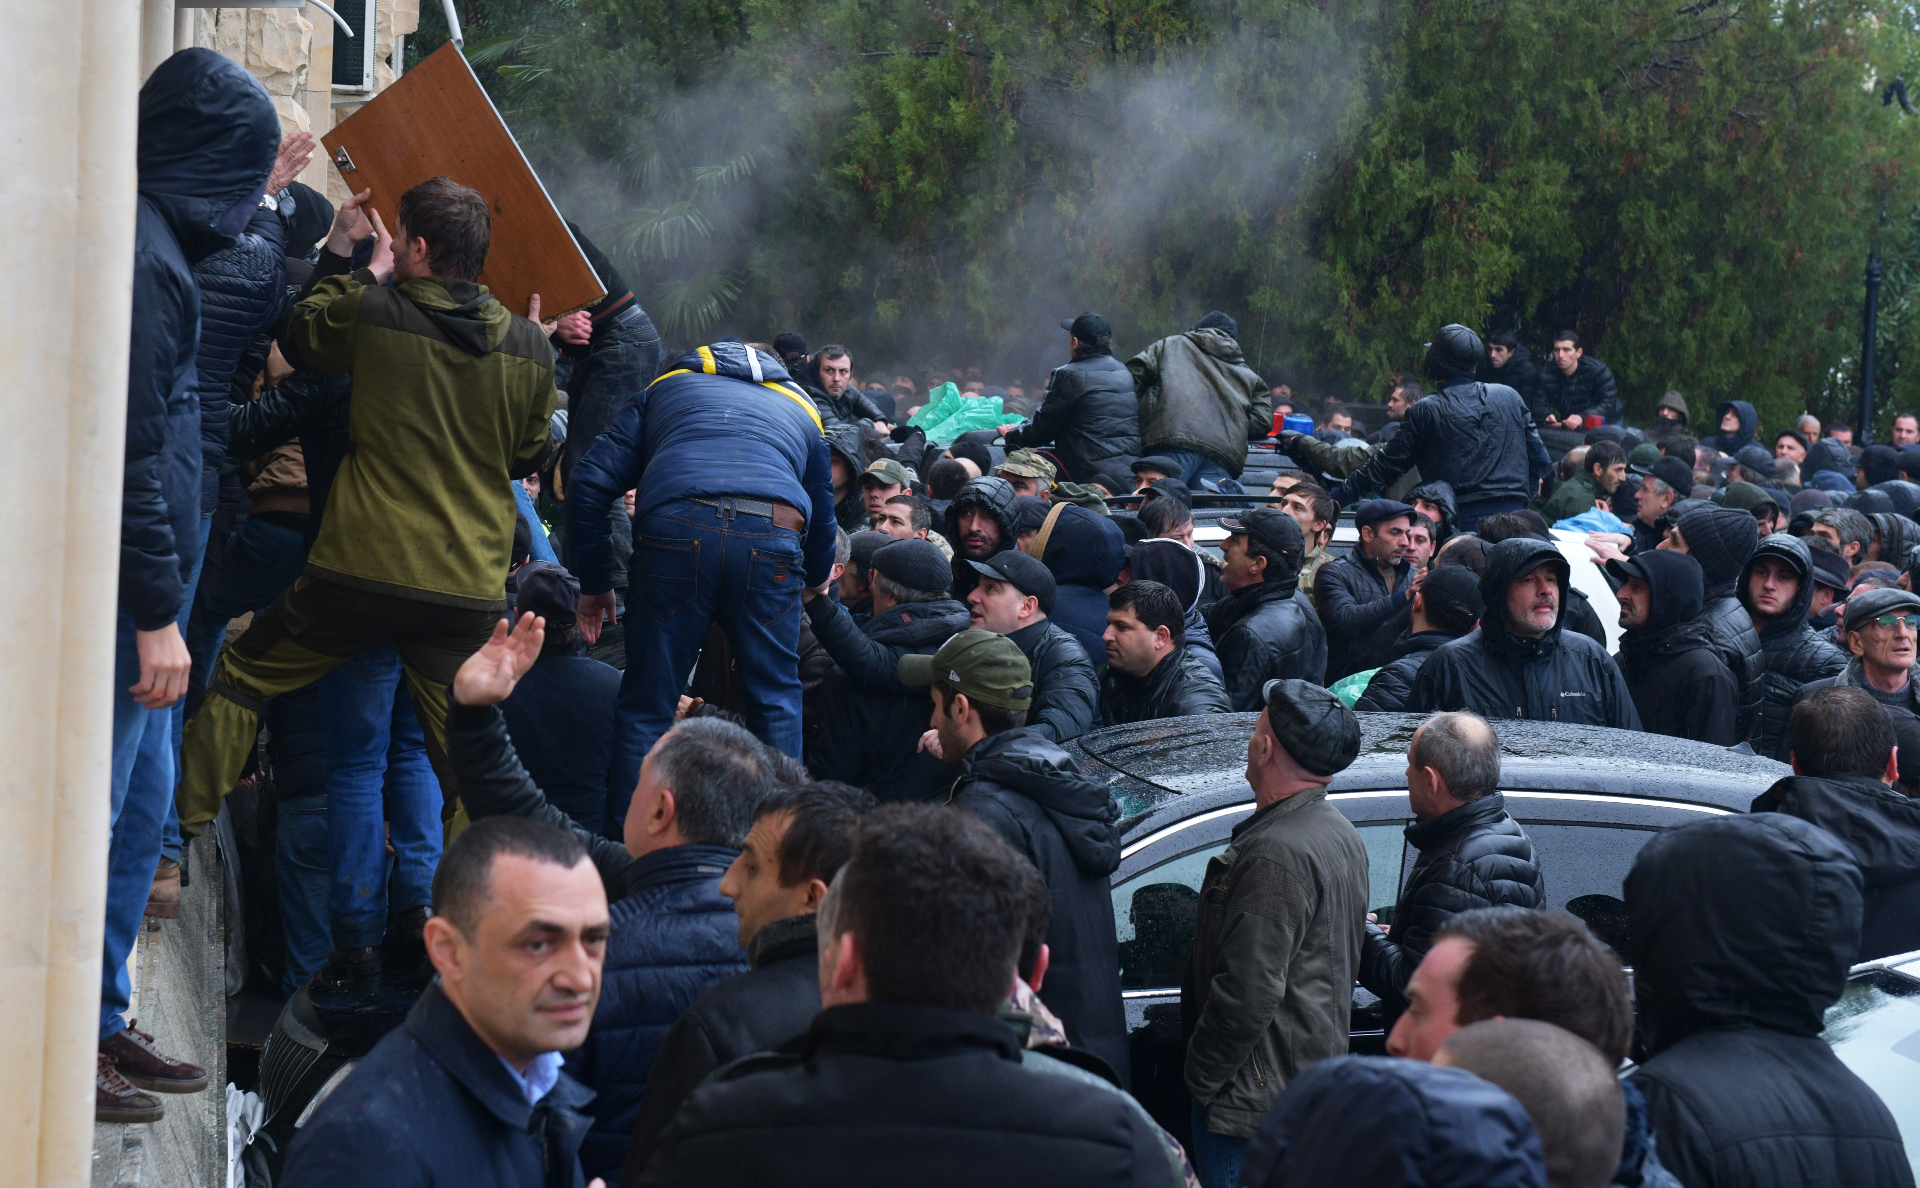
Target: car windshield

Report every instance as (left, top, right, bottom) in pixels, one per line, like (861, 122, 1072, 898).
(1823, 969, 1920, 1179)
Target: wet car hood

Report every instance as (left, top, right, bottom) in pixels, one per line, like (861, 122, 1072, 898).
(1068, 712, 1789, 836)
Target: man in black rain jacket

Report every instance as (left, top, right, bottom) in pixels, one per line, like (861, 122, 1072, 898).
(1358, 712, 1544, 1015)
(1626, 813, 1914, 1188)
(1314, 500, 1416, 683)
(900, 631, 1128, 1083)
(1001, 313, 1140, 482)
(1666, 505, 1765, 737)
(1753, 685, 1920, 963)
(1208, 509, 1327, 708)
(1098, 580, 1230, 724)
(1741, 533, 1849, 758)
(1406, 538, 1640, 728)
(1608, 551, 1738, 745)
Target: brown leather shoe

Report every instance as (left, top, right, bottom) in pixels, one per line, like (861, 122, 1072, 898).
(145, 858, 181, 919)
(96, 1054, 163, 1123)
(101, 1023, 208, 1093)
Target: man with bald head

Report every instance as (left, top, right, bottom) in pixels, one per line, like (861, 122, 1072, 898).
(1358, 712, 1543, 1021)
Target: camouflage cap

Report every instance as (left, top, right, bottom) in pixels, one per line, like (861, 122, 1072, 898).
(897, 629, 1034, 712)
(996, 449, 1058, 484)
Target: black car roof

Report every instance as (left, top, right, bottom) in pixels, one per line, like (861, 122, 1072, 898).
(1068, 711, 1789, 839)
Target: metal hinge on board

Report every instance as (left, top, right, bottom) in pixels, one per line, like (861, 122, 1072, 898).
(334, 145, 357, 173)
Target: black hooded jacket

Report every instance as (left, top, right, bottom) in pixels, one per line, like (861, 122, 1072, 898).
(1331, 379, 1551, 513)
(1752, 773, 1920, 962)
(1627, 815, 1912, 1188)
(1358, 793, 1545, 1010)
(1741, 534, 1849, 758)
(1532, 353, 1621, 423)
(123, 49, 278, 631)
(944, 476, 1019, 597)
(1406, 479, 1458, 541)
(1677, 505, 1766, 737)
(1005, 349, 1140, 482)
(1353, 629, 1457, 712)
(1406, 539, 1641, 728)
(1039, 504, 1127, 664)
(949, 729, 1128, 1081)
(1206, 579, 1328, 711)
(191, 201, 286, 513)
(1476, 344, 1540, 404)
(1099, 646, 1231, 725)
(1871, 511, 1920, 568)
(1614, 551, 1738, 745)
(804, 595, 973, 800)
(1702, 399, 1758, 457)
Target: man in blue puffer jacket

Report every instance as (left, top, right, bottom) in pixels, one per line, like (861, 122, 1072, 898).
(570, 340, 836, 827)
(444, 615, 787, 1180)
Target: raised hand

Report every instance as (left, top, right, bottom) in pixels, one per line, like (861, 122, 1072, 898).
(452, 613, 546, 707)
(327, 188, 375, 257)
(267, 131, 316, 194)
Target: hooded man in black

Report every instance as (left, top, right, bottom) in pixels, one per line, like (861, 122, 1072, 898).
(1741, 533, 1849, 758)
(1406, 539, 1640, 728)
(944, 475, 1019, 597)
(1702, 399, 1758, 457)
(1608, 551, 1738, 744)
(1626, 814, 1913, 1188)
(1753, 685, 1920, 963)
(899, 631, 1129, 1082)
(1666, 505, 1765, 737)
(1001, 312, 1140, 481)
(1036, 503, 1128, 664)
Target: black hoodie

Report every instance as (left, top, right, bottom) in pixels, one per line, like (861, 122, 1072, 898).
(944, 476, 1019, 597)
(1676, 505, 1766, 736)
(1626, 814, 1911, 1188)
(949, 728, 1128, 1082)
(1406, 539, 1641, 728)
(1753, 772, 1920, 962)
(1612, 551, 1738, 744)
(1702, 399, 1758, 457)
(1740, 534, 1848, 757)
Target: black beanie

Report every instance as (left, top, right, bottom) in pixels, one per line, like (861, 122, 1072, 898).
(1676, 505, 1759, 586)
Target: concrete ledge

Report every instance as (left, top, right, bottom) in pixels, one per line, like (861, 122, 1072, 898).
(91, 832, 228, 1188)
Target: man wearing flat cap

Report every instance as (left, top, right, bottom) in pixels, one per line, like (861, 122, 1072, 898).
(999, 312, 1140, 484)
(1314, 499, 1419, 683)
(1208, 508, 1327, 710)
(962, 549, 1099, 743)
(900, 630, 1129, 1081)
(1185, 679, 1369, 1187)
(1783, 586, 1920, 793)
(803, 538, 972, 799)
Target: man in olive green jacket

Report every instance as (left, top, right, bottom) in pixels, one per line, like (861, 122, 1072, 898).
(179, 177, 557, 836)
(1128, 311, 1271, 485)
(1183, 679, 1368, 1186)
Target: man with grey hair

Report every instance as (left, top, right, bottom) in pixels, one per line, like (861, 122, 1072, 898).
(1436, 1019, 1627, 1188)
(444, 612, 786, 1179)
(1359, 712, 1543, 1021)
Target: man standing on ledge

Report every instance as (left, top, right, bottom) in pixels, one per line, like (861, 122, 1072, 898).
(179, 177, 558, 837)
(570, 340, 836, 811)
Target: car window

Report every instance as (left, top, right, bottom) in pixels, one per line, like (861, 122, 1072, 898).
(1823, 970, 1920, 1180)
(1113, 821, 1408, 991)
(1515, 822, 1660, 958)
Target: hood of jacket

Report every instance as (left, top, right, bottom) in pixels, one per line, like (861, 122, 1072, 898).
(1675, 505, 1758, 594)
(1806, 436, 1856, 481)
(1407, 479, 1458, 527)
(1127, 538, 1206, 612)
(864, 598, 971, 648)
(1626, 813, 1864, 1053)
(958, 728, 1121, 877)
(398, 276, 510, 356)
(138, 48, 280, 264)
(944, 476, 1018, 550)
(1656, 390, 1690, 423)
(1752, 773, 1920, 889)
(1040, 504, 1126, 589)
(1393, 628, 1456, 660)
(1707, 400, 1758, 454)
(1872, 511, 1920, 566)
(1185, 326, 1248, 364)
(1872, 480, 1920, 517)
(1478, 538, 1570, 660)
(1623, 548, 1706, 639)
(1738, 533, 1817, 641)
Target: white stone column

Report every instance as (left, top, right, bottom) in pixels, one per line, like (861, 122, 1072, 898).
(0, 0, 141, 1185)
(139, 0, 175, 79)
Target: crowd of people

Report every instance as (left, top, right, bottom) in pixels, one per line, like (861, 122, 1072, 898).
(97, 45, 1920, 1188)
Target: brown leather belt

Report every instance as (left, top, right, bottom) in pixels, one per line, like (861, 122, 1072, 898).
(689, 496, 806, 533)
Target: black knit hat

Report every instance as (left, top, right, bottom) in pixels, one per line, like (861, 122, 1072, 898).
(870, 538, 951, 596)
(1192, 310, 1239, 339)
(1734, 443, 1776, 480)
(1260, 679, 1362, 777)
(1675, 505, 1759, 586)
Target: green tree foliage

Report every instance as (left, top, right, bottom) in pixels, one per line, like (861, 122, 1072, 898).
(412, 0, 1920, 431)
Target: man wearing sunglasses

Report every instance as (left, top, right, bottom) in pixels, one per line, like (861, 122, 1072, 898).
(1781, 587, 1920, 795)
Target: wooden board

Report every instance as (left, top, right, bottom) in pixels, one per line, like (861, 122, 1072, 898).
(321, 43, 604, 318)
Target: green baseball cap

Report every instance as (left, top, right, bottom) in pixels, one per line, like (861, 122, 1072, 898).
(861, 458, 913, 488)
(897, 629, 1034, 712)
(996, 449, 1058, 484)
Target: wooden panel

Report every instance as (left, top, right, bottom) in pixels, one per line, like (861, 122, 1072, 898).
(321, 43, 605, 318)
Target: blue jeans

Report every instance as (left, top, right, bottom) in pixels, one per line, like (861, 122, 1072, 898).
(102, 613, 178, 1040)
(319, 648, 442, 948)
(1161, 448, 1233, 488)
(276, 795, 331, 996)
(515, 481, 559, 564)
(1189, 1105, 1249, 1188)
(159, 513, 218, 863)
(613, 499, 805, 823)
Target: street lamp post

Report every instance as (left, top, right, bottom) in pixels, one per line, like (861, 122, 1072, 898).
(1864, 250, 1883, 447)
